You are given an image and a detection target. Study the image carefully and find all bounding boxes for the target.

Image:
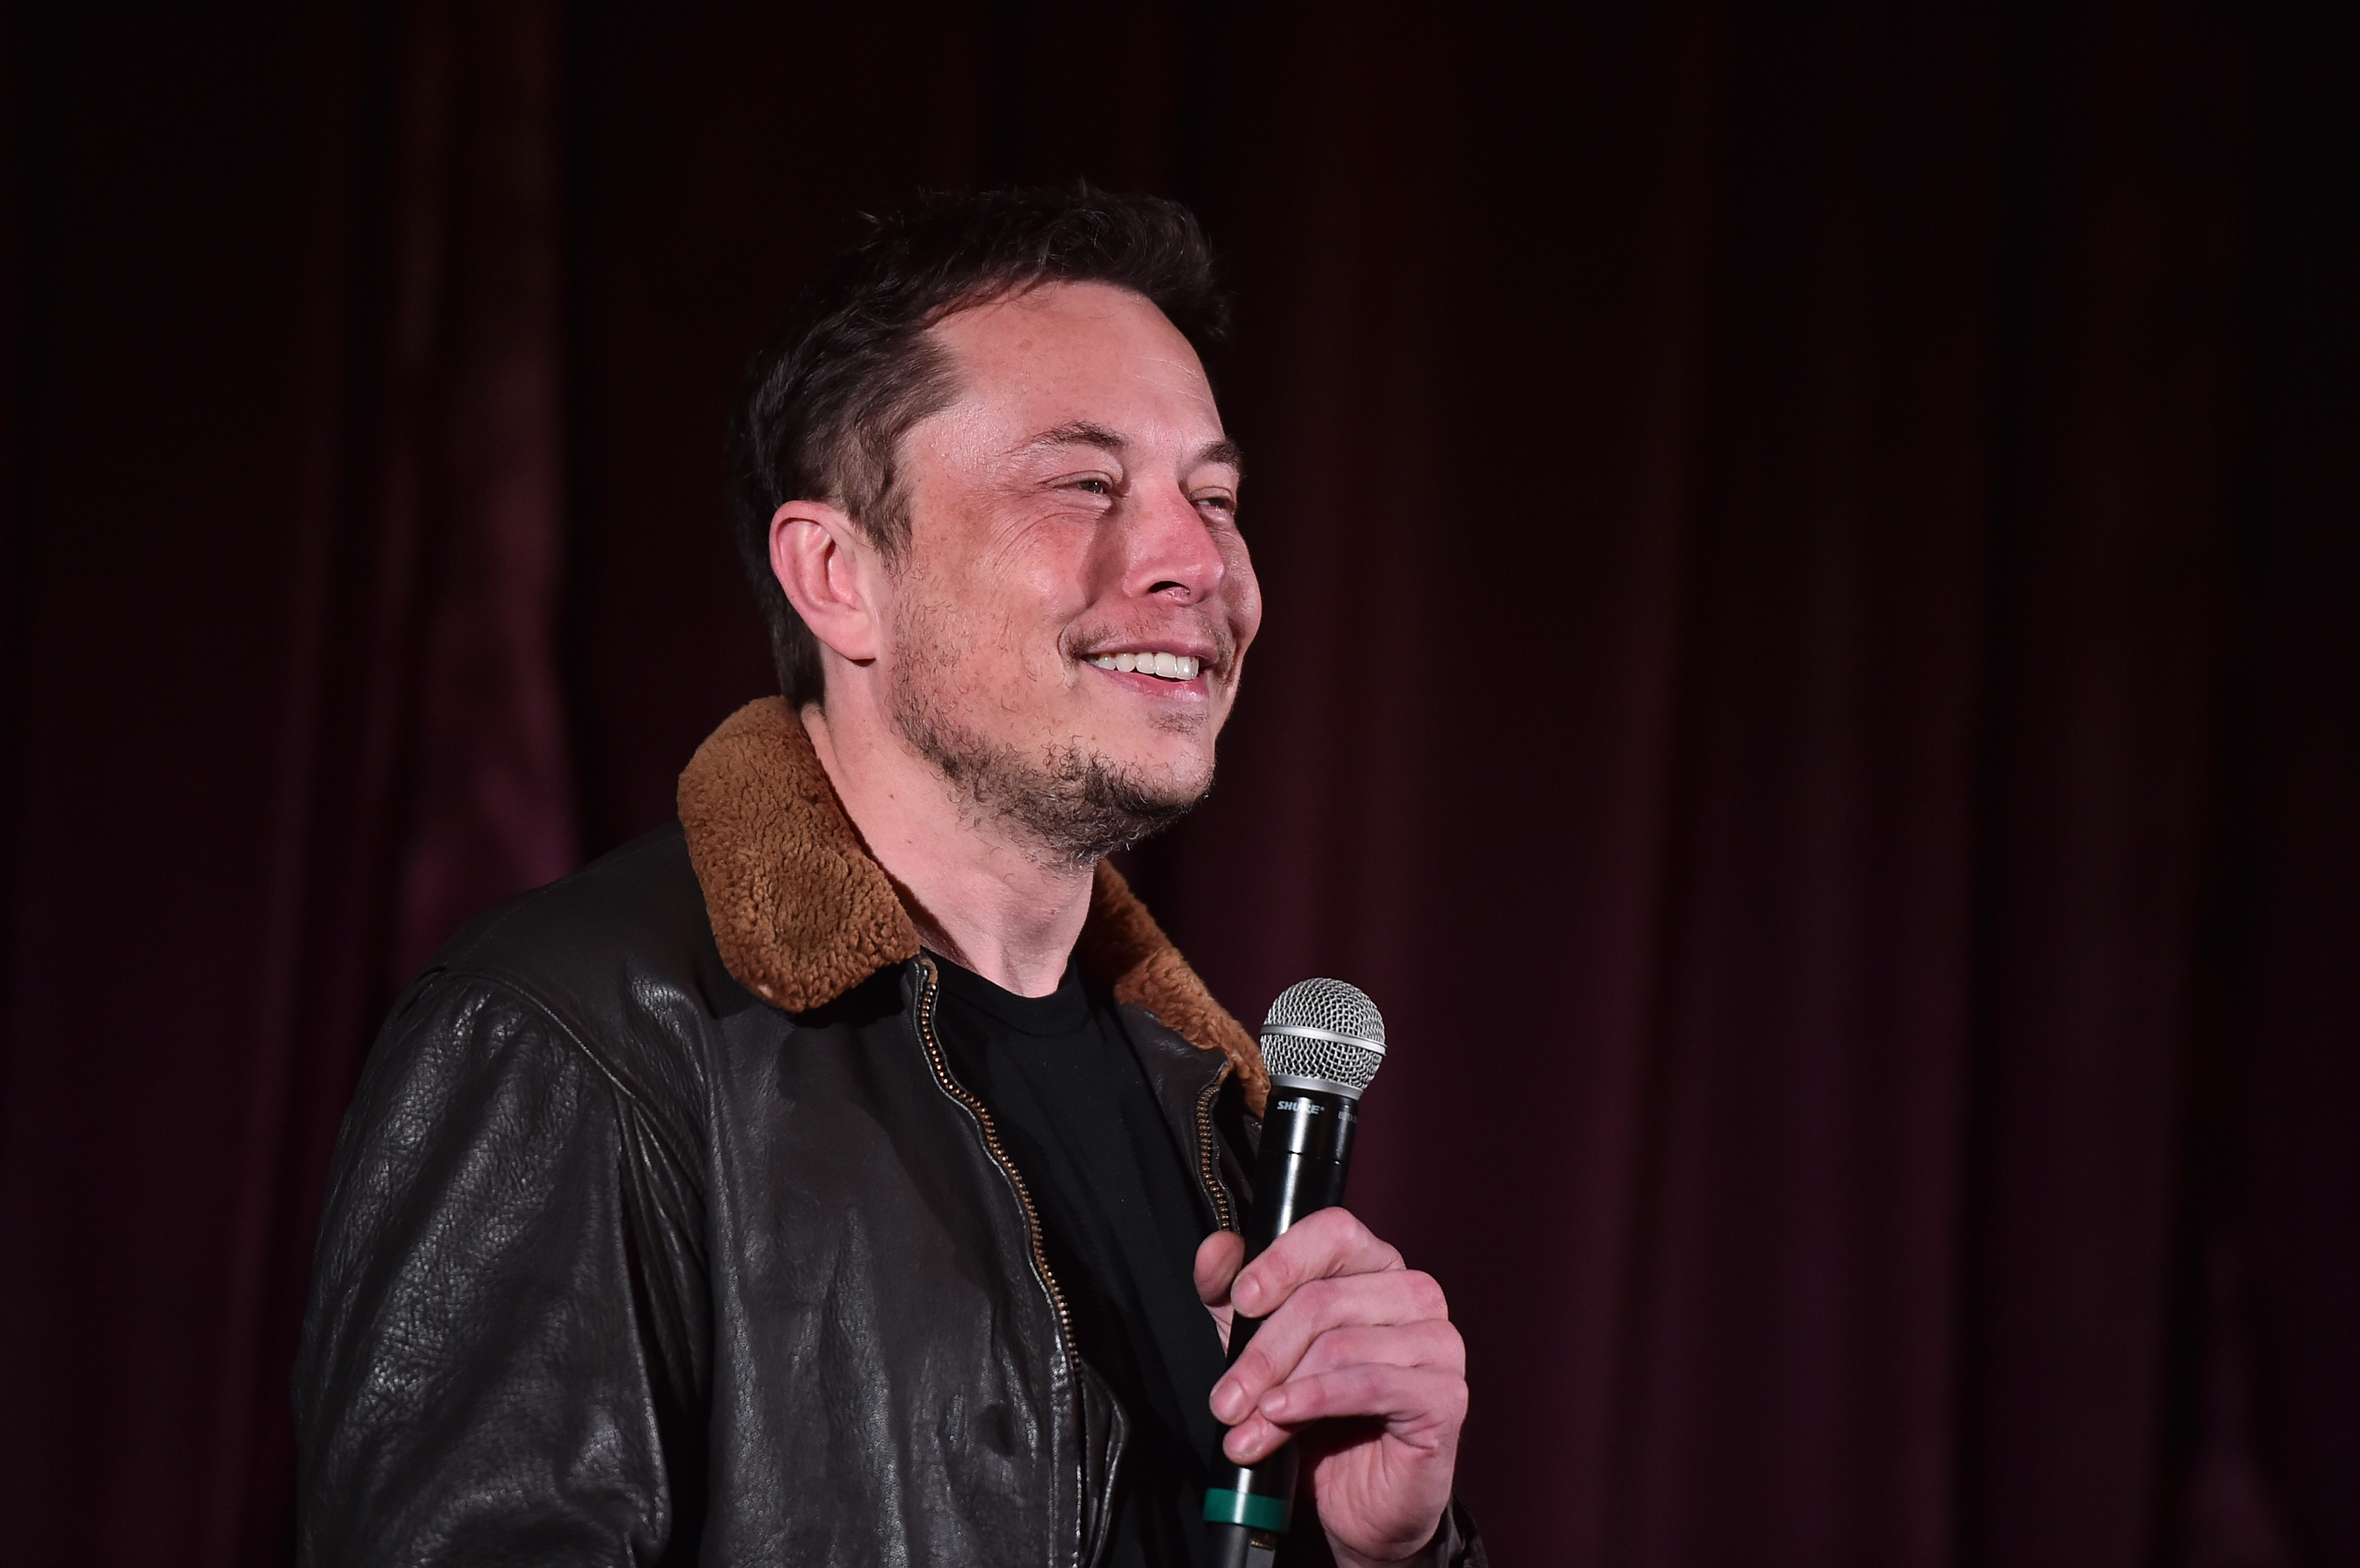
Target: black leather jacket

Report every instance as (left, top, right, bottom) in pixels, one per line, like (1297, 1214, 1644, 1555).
(294, 700, 1482, 1566)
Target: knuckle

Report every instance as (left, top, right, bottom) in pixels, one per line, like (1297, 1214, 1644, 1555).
(1236, 1343, 1280, 1388)
(1316, 1208, 1369, 1257)
(1306, 1324, 1374, 1370)
(1435, 1323, 1467, 1370)
(1295, 1275, 1346, 1318)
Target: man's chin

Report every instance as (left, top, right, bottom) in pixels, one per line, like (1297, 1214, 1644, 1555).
(1076, 713, 1218, 779)
(1057, 744, 1214, 847)
(1013, 754, 1207, 864)
(1096, 742, 1213, 798)
(893, 694, 1213, 864)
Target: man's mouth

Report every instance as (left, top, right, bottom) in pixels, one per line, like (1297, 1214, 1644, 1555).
(1086, 650, 1203, 681)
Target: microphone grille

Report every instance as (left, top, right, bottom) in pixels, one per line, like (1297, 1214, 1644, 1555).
(1259, 978, 1387, 1096)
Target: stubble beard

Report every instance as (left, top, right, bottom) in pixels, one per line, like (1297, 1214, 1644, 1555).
(887, 604, 1211, 869)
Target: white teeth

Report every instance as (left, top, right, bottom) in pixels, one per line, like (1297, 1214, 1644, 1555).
(1088, 651, 1202, 680)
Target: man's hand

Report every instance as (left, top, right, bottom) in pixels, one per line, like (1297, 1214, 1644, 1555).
(1195, 1208, 1466, 1567)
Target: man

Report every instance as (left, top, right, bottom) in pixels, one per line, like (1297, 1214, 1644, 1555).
(295, 188, 1475, 1567)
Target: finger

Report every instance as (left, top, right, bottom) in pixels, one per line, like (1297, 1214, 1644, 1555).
(1218, 1363, 1469, 1464)
(1229, 1207, 1402, 1319)
(1220, 1408, 1295, 1465)
(1216, 1320, 1464, 1444)
(1288, 1318, 1465, 1384)
(1257, 1362, 1469, 1440)
(1194, 1229, 1246, 1307)
(1210, 1270, 1450, 1422)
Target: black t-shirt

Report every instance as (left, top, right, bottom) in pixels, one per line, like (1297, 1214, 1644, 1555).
(928, 951, 1232, 1568)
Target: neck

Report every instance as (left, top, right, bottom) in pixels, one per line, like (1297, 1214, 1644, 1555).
(800, 699, 1093, 997)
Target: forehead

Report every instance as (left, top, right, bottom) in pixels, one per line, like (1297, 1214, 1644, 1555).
(924, 281, 1221, 440)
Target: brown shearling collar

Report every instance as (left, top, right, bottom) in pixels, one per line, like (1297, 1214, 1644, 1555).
(677, 697, 1267, 1113)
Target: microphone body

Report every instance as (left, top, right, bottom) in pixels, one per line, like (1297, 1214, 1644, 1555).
(1206, 981, 1388, 1568)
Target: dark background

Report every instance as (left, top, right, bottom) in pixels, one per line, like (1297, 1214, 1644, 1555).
(2, 3, 2353, 1565)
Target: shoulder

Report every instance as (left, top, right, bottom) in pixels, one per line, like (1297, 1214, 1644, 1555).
(423, 822, 752, 1033)
(372, 824, 757, 1134)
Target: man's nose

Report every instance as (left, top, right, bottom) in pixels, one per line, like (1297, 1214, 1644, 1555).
(1121, 482, 1227, 603)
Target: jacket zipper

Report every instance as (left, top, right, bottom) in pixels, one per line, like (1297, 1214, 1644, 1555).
(913, 960, 1235, 1563)
(1193, 1061, 1237, 1234)
(910, 956, 1092, 1564)
(908, 955, 1076, 1343)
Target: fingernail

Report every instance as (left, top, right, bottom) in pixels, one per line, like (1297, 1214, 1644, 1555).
(1262, 1388, 1289, 1419)
(1234, 1275, 1260, 1313)
(1211, 1379, 1243, 1422)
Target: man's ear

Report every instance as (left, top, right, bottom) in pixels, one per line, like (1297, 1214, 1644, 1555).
(769, 500, 883, 663)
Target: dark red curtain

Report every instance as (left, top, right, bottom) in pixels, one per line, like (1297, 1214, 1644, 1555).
(2, 5, 2351, 1566)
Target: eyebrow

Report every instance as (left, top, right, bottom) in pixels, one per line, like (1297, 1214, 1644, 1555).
(1019, 421, 1128, 456)
(1016, 422, 1246, 478)
(1194, 437, 1246, 477)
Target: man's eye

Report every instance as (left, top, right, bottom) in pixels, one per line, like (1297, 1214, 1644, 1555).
(1072, 478, 1112, 496)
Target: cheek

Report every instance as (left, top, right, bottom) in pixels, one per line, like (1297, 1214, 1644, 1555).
(1224, 548, 1264, 643)
(989, 555, 1102, 680)
(907, 552, 1057, 654)
(907, 514, 1108, 691)
(959, 585, 1078, 704)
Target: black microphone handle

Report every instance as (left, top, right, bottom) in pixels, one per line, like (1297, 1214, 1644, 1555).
(1206, 1084, 1360, 1568)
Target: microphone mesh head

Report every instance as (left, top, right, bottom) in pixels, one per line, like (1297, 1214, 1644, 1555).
(1259, 979, 1387, 1096)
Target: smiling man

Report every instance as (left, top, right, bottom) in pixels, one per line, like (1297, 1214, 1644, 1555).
(294, 189, 1476, 1568)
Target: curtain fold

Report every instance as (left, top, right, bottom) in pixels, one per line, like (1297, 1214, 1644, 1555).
(0, 5, 573, 1563)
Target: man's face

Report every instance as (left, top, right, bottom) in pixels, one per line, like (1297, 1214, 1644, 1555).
(876, 280, 1261, 861)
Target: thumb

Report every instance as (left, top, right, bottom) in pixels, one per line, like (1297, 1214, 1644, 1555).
(1194, 1229, 1246, 1307)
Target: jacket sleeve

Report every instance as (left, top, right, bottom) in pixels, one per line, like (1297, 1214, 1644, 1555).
(293, 971, 710, 1567)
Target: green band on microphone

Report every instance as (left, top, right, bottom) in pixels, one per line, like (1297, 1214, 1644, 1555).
(1203, 1488, 1292, 1531)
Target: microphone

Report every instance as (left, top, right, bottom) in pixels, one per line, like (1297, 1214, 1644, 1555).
(1206, 979, 1389, 1568)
